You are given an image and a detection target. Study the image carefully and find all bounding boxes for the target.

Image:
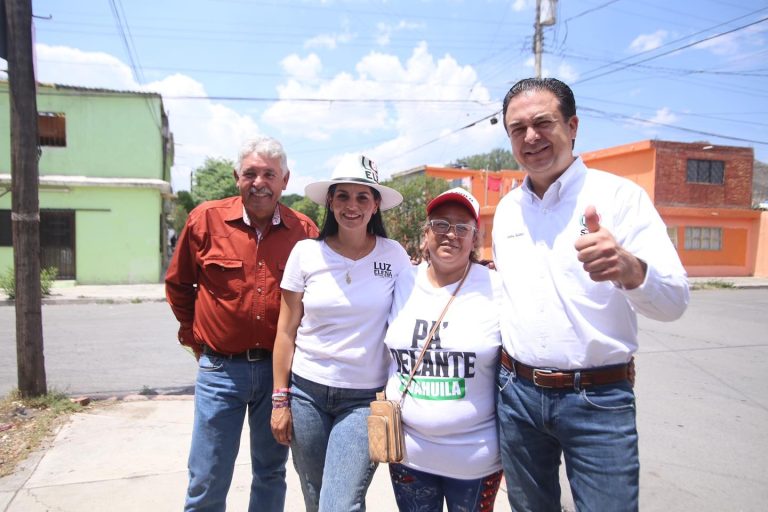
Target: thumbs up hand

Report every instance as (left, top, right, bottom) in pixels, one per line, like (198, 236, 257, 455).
(583, 205, 601, 234)
(574, 205, 647, 289)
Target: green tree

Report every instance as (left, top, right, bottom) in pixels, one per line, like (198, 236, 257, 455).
(382, 175, 449, 258)
(176, 190, 197, 213)
(451, 148, 518, 171)
(281, 193, 303, 208)
(291, 196, 325, 228)
(191, 157, 238, 204)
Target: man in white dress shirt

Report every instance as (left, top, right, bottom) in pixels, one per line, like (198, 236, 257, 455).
(492, 77, 689, 512)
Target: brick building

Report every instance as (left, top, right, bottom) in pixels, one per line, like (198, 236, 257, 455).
(582, 140, 767, 277)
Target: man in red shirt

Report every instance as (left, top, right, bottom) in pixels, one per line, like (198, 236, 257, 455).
(166, 136, 318, 512)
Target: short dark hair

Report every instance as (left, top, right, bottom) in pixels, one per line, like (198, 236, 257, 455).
(317, 184, 389, 240)
(501, 77, 577, 126)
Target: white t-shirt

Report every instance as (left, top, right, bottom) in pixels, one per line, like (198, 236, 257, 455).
(492, 156, 689, 369)
(281, 236, 411, 388)
(383, 262, 502, 479)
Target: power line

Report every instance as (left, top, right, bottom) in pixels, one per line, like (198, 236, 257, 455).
(577, 7, 768, 83)
(579, 106, 768, 145)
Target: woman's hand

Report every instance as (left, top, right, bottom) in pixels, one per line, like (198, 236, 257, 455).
(271, 407, 293, 446)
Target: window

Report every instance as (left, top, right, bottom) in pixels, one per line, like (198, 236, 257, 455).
(0, 210, 11, 246)
(685, 227, 722, 251)
(38, 112, 66, 147)
(667, 227, 678, 249)
(686, 159, 724, 184)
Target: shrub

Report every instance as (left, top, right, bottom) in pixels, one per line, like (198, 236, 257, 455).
(0, 266, 59, 299)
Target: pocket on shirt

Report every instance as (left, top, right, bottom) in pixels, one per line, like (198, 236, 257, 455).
(201, 257, 244, 301)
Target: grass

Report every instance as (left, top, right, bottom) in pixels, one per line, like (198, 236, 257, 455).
(691, 279, 736, 290)
(0, 389, 84, 478)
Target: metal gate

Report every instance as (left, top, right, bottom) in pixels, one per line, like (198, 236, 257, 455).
(40, 210, 75, 280)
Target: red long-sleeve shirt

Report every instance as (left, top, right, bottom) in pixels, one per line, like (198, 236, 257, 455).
(165, 196, 318, 354)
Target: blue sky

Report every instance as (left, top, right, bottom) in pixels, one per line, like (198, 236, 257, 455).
(6, 0, 768, 194)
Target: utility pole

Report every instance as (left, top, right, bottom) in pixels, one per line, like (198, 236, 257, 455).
(6, 0, 47, 398)
(534, 0, 543, 78)
(534, 0, 557, 79)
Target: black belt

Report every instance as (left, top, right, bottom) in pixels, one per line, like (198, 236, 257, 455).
(501, 350, 632, 389)
(202, 345, 271, 361)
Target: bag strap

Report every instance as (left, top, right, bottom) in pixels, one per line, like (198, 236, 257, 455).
(398, 262, 471, 406)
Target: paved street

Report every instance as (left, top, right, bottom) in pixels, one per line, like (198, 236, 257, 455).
(1, 289, 767, 510)
(0, 301, 196, 397)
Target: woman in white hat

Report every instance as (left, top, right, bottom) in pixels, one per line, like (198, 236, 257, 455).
(271, 154, 411, 512)
(383, 188, 503, 511)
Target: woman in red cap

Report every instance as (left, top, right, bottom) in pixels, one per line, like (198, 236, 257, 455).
(382, 187, 504, 511)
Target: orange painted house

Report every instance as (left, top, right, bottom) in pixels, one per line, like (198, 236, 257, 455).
(581, 140, 766, 277)
(396, 140, 767, 277)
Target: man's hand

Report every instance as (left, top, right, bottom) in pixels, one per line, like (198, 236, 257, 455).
(574, 205, 646, 290)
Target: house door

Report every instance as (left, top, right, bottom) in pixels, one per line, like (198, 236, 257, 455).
(40, 210, 75, 280)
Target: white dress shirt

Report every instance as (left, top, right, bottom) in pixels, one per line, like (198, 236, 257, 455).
(492, 157, 689, 369)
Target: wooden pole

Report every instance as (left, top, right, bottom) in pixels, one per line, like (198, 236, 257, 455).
(7, 0, 47, 398)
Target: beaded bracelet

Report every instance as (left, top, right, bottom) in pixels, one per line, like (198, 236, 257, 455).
(271, 392, 289, 401)
(272, 400, 291, 409)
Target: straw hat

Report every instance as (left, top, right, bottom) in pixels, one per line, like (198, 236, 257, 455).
(304, 155, 403, 211)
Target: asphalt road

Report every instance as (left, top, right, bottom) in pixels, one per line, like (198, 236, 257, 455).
(0, 301, 197, 397)
(1, 289, 766, 510)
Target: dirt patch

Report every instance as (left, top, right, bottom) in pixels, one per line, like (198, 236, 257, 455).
(0, 391, 91, 478)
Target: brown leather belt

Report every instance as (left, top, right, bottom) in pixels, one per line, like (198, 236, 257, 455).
(203, 345, 271, 361)
(500, 350, 632, 389)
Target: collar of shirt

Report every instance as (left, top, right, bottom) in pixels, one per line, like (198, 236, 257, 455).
(522, 156, 586, 207)
(242, 204, 282, 240)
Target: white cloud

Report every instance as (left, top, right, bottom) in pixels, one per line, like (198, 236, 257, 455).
(629, 30, 668, 53)
(556, 62, 579, 83)
(648, 107, 678, 125)
(522, 57, 579, 83)
(281, 53, 322, 81)
(35, 44, 137, 90)
(625, 107, 678, 134)
(513, 0, 533, 11)
(263, 42, 504, 182)
(376, 20, 424, 46)
(304, 21, 354, 49)
(695, 25, 766, 56)
(34, 43, 261, 192)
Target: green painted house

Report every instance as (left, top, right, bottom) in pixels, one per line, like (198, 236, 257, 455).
(0, 82, 174, 284)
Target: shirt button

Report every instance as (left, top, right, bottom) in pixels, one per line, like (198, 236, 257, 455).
(256, 315, 261, 320)
(258, 261, 263, 267)
(257, 287, 262, 293)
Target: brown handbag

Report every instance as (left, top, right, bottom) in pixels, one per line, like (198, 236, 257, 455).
(367, 264, 470, 463)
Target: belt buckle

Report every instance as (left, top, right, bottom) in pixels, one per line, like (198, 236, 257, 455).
(532, 368, 554, 388)
(246, 349, 264, 362)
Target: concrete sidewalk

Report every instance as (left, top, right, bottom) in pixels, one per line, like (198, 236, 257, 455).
(1, 275, 767, 306)
(0, 397, 510, 511)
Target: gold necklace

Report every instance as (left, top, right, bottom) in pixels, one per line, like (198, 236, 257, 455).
(335, 235, 372, 285)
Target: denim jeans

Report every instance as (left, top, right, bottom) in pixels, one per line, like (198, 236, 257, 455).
(185, 354, 289, 512)
(289, 373, 380, 512)
(496, 364, 639, 512)
(389, 463, 503, 512)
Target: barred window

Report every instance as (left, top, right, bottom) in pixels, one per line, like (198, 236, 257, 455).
(684, 227, 722, 251)
(686, 159, 724, 184)
(667, 227, 678, 249)
(38, 112, 66, 147)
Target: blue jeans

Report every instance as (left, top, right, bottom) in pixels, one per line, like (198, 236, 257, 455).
(389, 463, 503, 512)
(185, 354, 289, 512)
(289, 373, 380, 512)
(496, 364, 639, 512)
